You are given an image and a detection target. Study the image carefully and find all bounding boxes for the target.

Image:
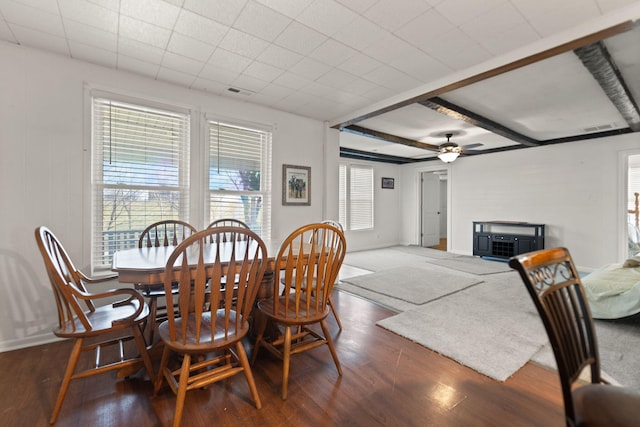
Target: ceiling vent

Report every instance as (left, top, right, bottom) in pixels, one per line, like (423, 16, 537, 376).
(584, 123, 615, 132)
(227, 87, 255, 96)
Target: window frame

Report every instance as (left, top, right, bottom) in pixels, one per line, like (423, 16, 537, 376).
(339, 162, 374, 231)
(86, 90, 272, 274)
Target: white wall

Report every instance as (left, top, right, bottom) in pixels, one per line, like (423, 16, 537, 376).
(0, 42, 340, 351)
(400, 133, 640, 270)
(339, 158, 403, 252)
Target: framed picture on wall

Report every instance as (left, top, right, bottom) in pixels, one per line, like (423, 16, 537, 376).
(381, 177, 395, 189)
(283, 164, 311, 206)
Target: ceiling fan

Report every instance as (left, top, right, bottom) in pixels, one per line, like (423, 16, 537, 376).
(437, 133, 482, 163)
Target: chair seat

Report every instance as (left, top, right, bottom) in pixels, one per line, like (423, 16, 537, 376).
(573, 383, 640, 426)
(257, 295, 330, 325)
(54, 300, 149, 338)
(157, 309, 249, 353)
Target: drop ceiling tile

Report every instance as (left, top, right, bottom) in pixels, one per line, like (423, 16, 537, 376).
(118, 36, 165, 63)
(190, 76, 228, 94)
(0, 19, 17, 43)
(477, 21, 540, 56)
(335, 0, 379, 14)
(511, 0, 601, 37)
(395, 9, 457, 47)
(69, 40, 117, 67)
(183, 0, 248, 26)
(272, 71, 313, 90)
(434, 0, 506, 26)
(254, 0, 314, 18)
(219, 28, 270, 59)
(337, 53, 383, 76)
(363, 64, 422, 92)
(251, 82, 295, 102)
(9, 24, 69, 55)
(167, 33, 215, 62)
(274, 21, 327, 55)
(63, 19, 117, 52)
(119, 15, 171, 49)
(364, 33, 425, 64)
(173, 9, 228, 45)
(117, 54, 160, 78)
(296, 0, 358, 37)
(460, 2, 526, 39)
(1, 1, 64, 37)
(332, 15, 387, 51)
(162, 51, 204, 76)
(198, 62, 240, 84)
(243, 60, 284, 81)
(392, 51, 450, 83)
(233, 1, 292, 42)
(316, 68, 358, 90)
(288, 57, 332, 80)
(309, 38, 357, 67)
(156, 66, 197, 86)
(256, 43, 303, 68)
(6, 0, 59, 14)
(120, 0, 181, 29)
(231, 73, 270, 92)
(208, 48, 252, 73)
(360, 84, 396, 102)
(344, 77, 379, 96)
(58, 0, 118, 32)
(364, 0, 432, 32)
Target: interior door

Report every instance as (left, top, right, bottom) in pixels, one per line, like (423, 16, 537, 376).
(421, 172, 441, 247)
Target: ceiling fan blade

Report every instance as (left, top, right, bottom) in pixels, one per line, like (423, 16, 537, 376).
(461, 143, 483, 150)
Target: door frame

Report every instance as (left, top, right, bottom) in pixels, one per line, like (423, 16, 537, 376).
(415, 164, 451, 250)
(619, 148, 640, 261)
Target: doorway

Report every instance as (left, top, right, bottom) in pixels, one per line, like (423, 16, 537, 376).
(421, 170, 448, 249)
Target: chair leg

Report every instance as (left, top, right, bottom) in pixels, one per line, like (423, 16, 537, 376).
(282, 325, 292, 400)
(132, 323, 156, 383)
(251, 311, 268, 365)
(321, 319, 342, 376)
(49, 338, 83, 424)
(148, 296, 158, 344)
(328, 295, 342, 331)
(172, 354, 191, 427)
(154, 345, 172, 396)
(236, 341, 262, 409)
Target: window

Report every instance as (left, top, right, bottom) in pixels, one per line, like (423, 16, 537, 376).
(91, 97, 190, 272)
(339, 163, 374, 230)
(207, 120, 272, 237)
(90, 94, 273, 273)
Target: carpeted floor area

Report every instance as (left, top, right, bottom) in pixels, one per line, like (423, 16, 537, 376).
(338, 246, 640, 386)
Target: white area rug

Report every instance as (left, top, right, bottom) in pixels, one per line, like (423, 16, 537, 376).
(424, 256, 513, 275)
(340, 246, 639, 385)
(341, 266, 482, 304)
(377, 272, 548, 382)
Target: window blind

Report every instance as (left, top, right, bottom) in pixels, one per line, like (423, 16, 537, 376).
(339, 163, 373, 231)
(350, 165, 374, 230)
(92, 97, 190, 271)
(208, 120, 271, 238)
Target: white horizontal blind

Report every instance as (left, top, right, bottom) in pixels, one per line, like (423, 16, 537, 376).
(208, 120, 271, 239)
(339, 163, 373, 231)
(350, 165, 374, 230)
(92, 97, 190, 271)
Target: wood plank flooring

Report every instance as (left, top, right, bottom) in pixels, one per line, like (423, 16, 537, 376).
(0, 289, 564, 426)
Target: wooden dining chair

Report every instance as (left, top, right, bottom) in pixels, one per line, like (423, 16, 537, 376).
(137, 219, 197, 343)
(252, 222, 346, 400)
(154, 226, 268, 427)
(34, 226, 155, 425)
(509, 247, 640, 427)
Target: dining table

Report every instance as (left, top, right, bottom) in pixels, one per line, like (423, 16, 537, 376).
(111, 239, 283, 301)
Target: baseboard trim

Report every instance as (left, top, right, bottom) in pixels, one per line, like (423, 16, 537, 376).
(0, 332, 62, 353)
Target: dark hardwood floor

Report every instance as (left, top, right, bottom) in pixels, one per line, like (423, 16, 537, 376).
(0, 289, 564, 426)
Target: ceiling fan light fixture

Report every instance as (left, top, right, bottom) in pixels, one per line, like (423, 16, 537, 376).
(437, 150, 460, 163)
(437, 135, 462, 162)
